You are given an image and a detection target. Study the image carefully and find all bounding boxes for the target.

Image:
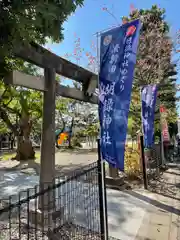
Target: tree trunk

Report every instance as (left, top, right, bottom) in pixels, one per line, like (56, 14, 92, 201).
(14, 113, 35, 161)
(68, 117, 74, 148)
(0, 107, 35, 160)
(68, 134, 73, 148)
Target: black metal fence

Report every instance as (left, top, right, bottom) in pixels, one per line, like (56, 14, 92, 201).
(146, 143, 162, 179)
(0, 162, 107, 240)
(140, 135, 164, 189)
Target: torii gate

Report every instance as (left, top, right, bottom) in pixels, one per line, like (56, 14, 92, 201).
(4, 43, 97, 196)
(4, 43, 119, 220)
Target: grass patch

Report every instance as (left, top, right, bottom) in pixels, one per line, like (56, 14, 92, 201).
(0, 151, 41, 161)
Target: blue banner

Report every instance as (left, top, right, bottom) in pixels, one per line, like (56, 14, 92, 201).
(99, 19, 141, 171)
(141, 85, 158, 148)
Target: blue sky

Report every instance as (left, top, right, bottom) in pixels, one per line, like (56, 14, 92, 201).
(46, 0, 180, 93)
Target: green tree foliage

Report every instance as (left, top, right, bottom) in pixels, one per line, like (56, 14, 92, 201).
(0, 1, 84, 79)
(0, 120, 8, 134)
(158, 64, 178, 129)
(0, 63, 43, 159)
(0, 64, 42, 130)
(84, 123, 99, 138)
(0, 1, 83, 55)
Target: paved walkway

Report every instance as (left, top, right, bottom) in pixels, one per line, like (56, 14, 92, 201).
(0, 150, 97, 177)
(0, 167, 148, 240)
(134, 163, 180, 240)
(0, 159, 180, 239)
(107, 189, 151, 239)
(108, 163, 180, 240)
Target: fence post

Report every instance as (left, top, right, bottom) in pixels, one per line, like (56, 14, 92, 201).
(97, 138, 108, 240)
(156, 144, 160, 176)
(140, 135, 148, 189)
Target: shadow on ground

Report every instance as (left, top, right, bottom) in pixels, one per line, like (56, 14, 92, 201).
(123, 165, 180, 217)
(147, 167, 180, 203)
(107, 189, 153, 239)
(125, 190, 180, 215)
(0, 159, 93, 178)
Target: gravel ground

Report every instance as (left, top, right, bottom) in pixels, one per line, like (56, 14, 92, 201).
(0, 221, 118, 240)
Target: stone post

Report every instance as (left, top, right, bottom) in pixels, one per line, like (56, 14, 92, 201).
(108, 165, 119, 178)
(29, 68, 57, 230)
(39, 67, 56, 211)
(106, 164, 123, 187)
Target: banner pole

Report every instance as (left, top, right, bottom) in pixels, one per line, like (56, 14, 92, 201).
(140, 135, 148, 189)
(96, 32, 108, 240)
(159, 105, 165, 166)
(140, 87, 145, 172)
(157, 94, 165, 168)
(140, 87, 143, 135)
(97, 138, 108, 240)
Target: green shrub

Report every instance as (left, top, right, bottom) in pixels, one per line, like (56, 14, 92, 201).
(72, 137, 82, 147)
(124, 145, 141, 179)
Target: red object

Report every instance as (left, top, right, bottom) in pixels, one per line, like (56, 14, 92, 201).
(160, 105, 166, 113)
(126, 25, 136, 36)
(130, 4, 136, 13)
(162, 120, 170, 142)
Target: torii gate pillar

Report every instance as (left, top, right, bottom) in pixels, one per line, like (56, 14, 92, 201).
(39, 67, 56, 210)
